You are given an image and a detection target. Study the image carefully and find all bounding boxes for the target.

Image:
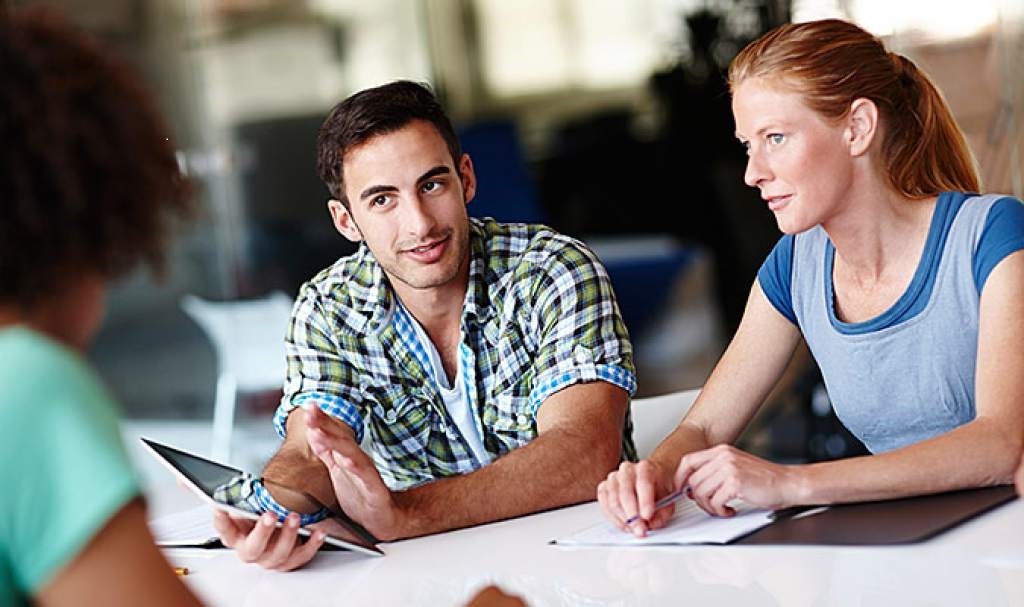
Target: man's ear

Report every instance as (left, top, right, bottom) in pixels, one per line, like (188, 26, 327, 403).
(845, 98, 879, 157)
(458, 153, 477, 206)
(327, 199, 363, 242)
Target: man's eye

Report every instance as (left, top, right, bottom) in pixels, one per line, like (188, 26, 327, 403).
(421, 181, 439, 193)
(767, 133, 785, 145)
(371, 195, 388, 207)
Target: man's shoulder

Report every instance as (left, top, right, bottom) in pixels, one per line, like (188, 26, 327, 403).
(294, 246, 381, 332)
(472, 217, 602, 277)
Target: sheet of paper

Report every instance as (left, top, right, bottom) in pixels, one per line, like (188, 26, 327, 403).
(149, 505, 221, 547)
(555, 499, 775, 546)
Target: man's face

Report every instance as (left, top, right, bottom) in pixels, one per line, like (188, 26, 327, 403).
(329, 120, 476, 293)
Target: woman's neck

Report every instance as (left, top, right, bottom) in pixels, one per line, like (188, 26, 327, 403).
(822, 181, 936, 284)
(0, 275, 106, 352)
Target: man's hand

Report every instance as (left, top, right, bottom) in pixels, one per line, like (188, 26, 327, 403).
(212, 510, 325, 571)
(303, 404, 406, 540)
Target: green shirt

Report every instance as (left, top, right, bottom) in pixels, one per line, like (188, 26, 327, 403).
(0, 327, 139, 606)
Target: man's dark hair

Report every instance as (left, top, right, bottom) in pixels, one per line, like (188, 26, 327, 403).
(0, 8, 192, 306)
(316, 80, 461, 207)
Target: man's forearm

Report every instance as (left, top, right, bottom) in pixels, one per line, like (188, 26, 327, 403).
(391, 425, 621, 539)
(261, 412, 340, 513)
(260, 447, 337, 512)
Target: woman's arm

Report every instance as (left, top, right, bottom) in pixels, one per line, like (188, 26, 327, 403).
(598, 281, 802, 531)
(36, 499, 203, 607)
(785, 249, 1024, 504)
(676, 250, 1024, 517)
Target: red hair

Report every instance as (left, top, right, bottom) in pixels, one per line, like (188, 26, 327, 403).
(728, 19, 980, 198)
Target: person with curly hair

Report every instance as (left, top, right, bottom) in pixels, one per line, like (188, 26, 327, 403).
(0, 8, 201, 606)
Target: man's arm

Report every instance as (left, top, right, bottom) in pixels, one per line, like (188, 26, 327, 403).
(259, 410, 340, 512)
(306, 380, 629, 540)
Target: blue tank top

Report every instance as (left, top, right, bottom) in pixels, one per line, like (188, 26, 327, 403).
(757, 192, 1024, 453)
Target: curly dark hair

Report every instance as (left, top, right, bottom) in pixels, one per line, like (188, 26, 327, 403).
(0, 8, 193, 305)
(316, 80, 461, 208)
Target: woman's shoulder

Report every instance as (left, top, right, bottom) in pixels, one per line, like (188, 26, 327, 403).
(0, 326, 116, 421)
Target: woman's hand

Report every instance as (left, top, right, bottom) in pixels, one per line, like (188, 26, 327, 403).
(674, 444, 803, 516)
(597, 459, 677, 537)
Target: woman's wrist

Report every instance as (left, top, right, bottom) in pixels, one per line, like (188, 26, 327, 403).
(784, 464, 815, 506)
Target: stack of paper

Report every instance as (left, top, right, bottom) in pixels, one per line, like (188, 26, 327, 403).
(149, 506, 222, 548)
(554, 499, 775, 546)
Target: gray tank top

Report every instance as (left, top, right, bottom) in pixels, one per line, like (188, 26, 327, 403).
(792, 195, 1003, 453)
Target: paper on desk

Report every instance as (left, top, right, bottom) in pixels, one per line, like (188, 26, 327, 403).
(554, 499, 775, 546)
(149, 506, 222, 547)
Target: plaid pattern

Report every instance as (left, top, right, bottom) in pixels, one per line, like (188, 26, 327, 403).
(213, 474, 330, 524)
(274, 217, 636, 491)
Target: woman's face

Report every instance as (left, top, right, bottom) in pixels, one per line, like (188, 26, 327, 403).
(732, 77, 857, 234)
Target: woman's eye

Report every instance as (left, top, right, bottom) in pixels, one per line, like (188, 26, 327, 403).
(767, 133, 785, 145)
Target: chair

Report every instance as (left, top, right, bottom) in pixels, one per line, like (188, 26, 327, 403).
(630, 388, 700, 459)
(180, 291, 294, 463)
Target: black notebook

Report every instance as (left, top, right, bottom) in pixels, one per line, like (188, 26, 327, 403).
(737, 485, 1016, 545)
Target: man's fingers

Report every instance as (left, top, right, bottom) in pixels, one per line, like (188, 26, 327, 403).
(304, 405, 357, 442)
(257, 513, 302, 570)
(212, 510, 252, 547)
(279, 530, 326, 572)
(236, 513, 278, 563)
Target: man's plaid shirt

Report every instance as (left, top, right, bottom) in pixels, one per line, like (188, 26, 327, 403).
(274, 217, 637, 490)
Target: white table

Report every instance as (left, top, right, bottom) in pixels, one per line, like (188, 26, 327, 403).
(166, 497, 1024, 606)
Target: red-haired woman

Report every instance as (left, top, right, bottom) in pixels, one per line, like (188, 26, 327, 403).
(599, 18, 1024, 535)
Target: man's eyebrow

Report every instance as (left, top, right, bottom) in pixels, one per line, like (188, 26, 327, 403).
(357, 166, 451, 201)
(359, 183, 397, 201)
(417, 166, 450, 183)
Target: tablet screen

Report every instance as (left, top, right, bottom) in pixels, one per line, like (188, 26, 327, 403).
(140, 437, 383, 556)
(143, 438, 243, 499)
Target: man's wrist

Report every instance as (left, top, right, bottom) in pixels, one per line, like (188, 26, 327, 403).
(260, 477, 320, 512)
(253, 478, 329, 524)
(386, 489, 420, 541)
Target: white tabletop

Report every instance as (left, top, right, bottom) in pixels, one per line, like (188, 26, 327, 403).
(166, 497, 1024, 606)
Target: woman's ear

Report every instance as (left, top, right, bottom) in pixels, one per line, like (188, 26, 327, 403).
(327, 199, 363, 242)
(846, 98, 880, 157)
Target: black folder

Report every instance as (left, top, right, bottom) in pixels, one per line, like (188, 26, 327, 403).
(737, 485, 1017, 545)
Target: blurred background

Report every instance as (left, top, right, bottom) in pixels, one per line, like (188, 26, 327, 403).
(8, 0, 1022, 486)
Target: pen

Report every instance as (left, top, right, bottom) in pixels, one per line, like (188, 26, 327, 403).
(174, 567, 189, 576)
(624, 487, 689, 525)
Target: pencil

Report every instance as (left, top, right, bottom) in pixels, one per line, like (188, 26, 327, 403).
(174, 567, 189, 576)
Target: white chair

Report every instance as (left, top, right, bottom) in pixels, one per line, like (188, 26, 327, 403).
(180, 291, 294, 463)
(630, 388, 701, 459)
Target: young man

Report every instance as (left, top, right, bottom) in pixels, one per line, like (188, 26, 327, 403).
(214, 80, 637, 570)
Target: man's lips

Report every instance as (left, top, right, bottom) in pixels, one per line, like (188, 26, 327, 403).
(402, 236, 450, 261)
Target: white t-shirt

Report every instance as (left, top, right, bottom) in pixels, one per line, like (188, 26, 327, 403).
(402, 307, 491, 465)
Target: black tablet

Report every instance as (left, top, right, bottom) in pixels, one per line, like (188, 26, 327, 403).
(141, 437, 383, 556)
(738, 485, 1016, 545)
